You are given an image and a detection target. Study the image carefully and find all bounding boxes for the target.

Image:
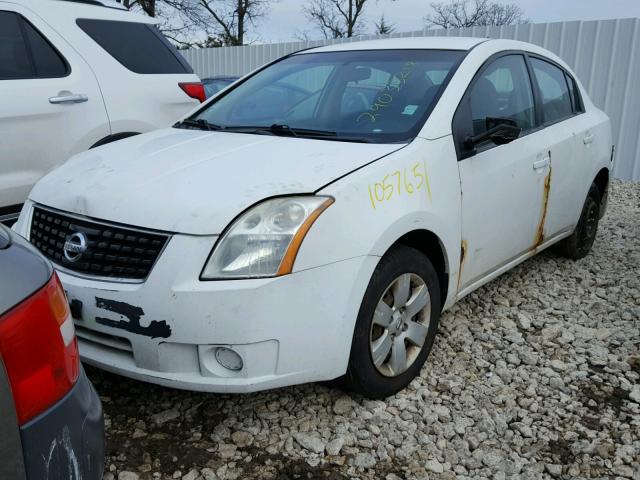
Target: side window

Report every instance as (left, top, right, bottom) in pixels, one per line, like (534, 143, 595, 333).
(0, 11, 32, 79)
(0, 11, 68, 80)
(22, 20, 68, 77)
(77, 19, 192, 74)
(530, 58, 573, 124)
(565, 72, 584, 113)
(469, 55, 535, 138)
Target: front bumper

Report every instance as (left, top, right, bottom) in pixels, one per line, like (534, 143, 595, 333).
(20, 367, 104, 480)
(41, 229, 377, 393)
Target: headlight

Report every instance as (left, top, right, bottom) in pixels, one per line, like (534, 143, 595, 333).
(201, 196, 334, 279)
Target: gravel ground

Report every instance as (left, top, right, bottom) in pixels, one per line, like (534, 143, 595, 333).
(94, 180, 640, 480)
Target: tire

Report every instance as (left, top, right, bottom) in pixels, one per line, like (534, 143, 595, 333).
(340, 245, 441, 399)
(554, 183, 601, 260)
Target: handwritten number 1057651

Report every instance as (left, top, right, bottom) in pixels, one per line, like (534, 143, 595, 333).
(368, 161, 432, 210)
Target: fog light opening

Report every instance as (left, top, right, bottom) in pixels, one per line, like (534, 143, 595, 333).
(215, 347, 244, 372)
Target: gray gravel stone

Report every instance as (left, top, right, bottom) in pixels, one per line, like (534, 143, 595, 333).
(293, 432, 325, 454)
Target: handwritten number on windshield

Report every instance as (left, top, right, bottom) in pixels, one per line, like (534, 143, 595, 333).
(357, 61, 418, 125)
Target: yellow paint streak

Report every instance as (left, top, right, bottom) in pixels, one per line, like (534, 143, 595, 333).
(533, 167, 552, 250)
(423, 160, 432, 202)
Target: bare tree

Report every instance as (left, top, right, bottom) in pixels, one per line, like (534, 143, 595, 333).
(184, 0, 271, 46)
(118, 0, 273, 46)
(304, 0, 370, 38)
(119, 0, 157, 16)
(374, 14, 394, 34)
(425, 0, 526, 29)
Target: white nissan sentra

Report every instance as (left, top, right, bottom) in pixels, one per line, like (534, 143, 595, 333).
(14, 37, 613, 398)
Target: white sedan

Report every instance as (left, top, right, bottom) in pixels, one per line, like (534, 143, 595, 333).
(14, 37, 613, 398)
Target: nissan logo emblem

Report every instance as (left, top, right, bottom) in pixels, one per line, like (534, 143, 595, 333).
(63, 232, 88, 263)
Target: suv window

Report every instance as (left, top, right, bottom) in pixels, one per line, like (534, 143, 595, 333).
(0, 12, 68, 80)
(469, 54, 535, 138)
(77, 19, 192, 74)
(0, 12, 33, 79)
(22, 21, 68, 77)
(530, 58, 573, 124)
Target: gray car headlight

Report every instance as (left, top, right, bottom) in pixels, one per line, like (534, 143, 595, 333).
(201, 196, 334, 279)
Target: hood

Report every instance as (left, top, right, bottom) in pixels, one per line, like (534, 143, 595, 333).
(30, 128, 402, 235)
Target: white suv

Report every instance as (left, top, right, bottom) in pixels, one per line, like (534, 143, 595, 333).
(0, 0, 203, 223)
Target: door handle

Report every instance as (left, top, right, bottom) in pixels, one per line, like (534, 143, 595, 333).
(583, 133, 594, 145)
(533, 156, 550, 170)
(49, 94, 88, 104)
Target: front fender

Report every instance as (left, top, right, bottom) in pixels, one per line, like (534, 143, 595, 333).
(294, 136, 462, 308)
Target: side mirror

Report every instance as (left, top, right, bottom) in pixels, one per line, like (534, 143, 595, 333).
(464, 117, 522, 150)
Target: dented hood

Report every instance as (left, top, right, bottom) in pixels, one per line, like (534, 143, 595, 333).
(30, 128, 402, 235)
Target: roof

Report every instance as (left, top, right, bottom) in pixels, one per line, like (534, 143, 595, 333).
(307, 36, 488, 53)
(53, 0, 127, 9)
(13, 0, 151, 23)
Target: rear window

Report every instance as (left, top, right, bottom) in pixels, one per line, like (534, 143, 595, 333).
(76, 19, 192, 74)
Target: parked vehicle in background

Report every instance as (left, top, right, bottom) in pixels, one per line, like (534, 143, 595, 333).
(15, 37, 613, 399)
(202, 76, 239, 98)
(0, 224, 103, 479)
(0, 0, 203, 224)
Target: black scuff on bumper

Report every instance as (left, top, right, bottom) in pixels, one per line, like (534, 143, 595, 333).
(20, 367, 104, 480)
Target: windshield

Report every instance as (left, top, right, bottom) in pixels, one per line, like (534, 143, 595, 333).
(190, 49, 466, 143)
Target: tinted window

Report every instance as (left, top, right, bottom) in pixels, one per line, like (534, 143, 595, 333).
(0, 12, 32, 79)
(23, 20, 67, 77)
(531, 58, 573, 123)
(469, 54, 535, 137)
(193, 50, 465, 143)
(77, 19, 192, 74)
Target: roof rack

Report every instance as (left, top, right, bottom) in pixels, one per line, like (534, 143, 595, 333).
(56, 0, 128, 10)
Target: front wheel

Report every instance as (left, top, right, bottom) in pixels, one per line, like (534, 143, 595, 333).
(554, 183, 601, 260)
(340, 245, 441, 399)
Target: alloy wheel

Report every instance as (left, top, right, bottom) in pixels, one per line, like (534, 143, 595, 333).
(369, 273, 431, 377)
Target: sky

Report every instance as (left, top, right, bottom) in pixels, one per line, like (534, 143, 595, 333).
(251, 0, 640, 43)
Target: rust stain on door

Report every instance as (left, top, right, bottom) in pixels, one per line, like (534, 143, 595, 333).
(533, 167, 552, 250)
(457, 239, 468, 292)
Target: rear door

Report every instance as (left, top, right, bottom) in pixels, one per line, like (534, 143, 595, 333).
(454, 53, 549, 292)
(73, 18, 201, 131)
(528, 57, 589, 237)
(0, 6, 109, 211)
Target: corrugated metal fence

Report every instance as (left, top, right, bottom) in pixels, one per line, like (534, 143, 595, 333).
(182, 19, 640, 181)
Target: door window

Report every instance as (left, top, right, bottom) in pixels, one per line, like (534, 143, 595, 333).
(530, 58, 574, 124)
(0, 12, 32, 79)
(22, 21, 68, 77)
(0, 11, 68, 80)
(469, 55, 535, 138)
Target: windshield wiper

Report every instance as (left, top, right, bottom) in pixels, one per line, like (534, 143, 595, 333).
(223, 124, 338, 138)
(174, 118, 224, 131)
(185, 123, 372, 143)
